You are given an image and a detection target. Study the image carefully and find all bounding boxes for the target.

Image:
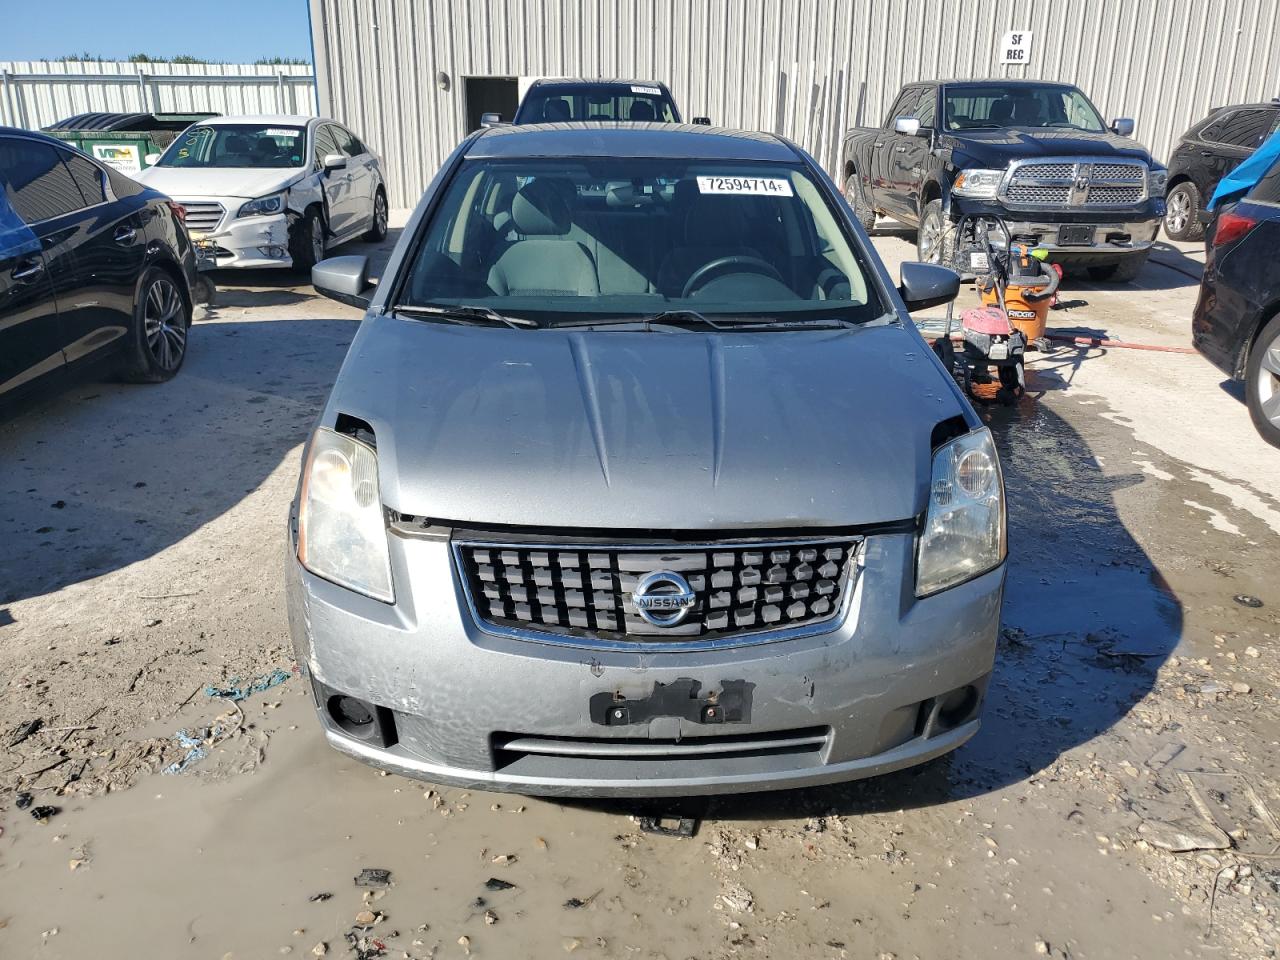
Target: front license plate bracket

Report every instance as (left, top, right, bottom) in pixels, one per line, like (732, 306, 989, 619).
(589, 678, 754, 726)
(1057, 224, 1096, 246)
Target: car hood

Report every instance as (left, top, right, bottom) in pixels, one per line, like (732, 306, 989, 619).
(134, 166, 304, 200)
(945, 128, 1152, 167)
(324, 316, 968, 530)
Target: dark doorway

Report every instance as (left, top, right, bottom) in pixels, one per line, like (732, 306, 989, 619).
(463, 77, 519, 131)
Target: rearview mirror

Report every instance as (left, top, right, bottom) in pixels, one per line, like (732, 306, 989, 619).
(323, 152, 348, 172)
(1110, 117, 1135, 137)
(893, 116, 921, 137)
(313, 255, 372, 309)
(480, 112, 503, 128)
(144, 152, 161, 166)
(692, 116, 711, 125)
(899, 261, 960, 313)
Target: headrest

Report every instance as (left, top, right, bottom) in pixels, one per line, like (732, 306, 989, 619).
(1011, 96, 1043, 123)
(542, 98, 571, 122)
(224, 134, 251, 153)
(989, 99, 1014, 124)
(511, 178, 572, 235)
(629, 101, 656, 121)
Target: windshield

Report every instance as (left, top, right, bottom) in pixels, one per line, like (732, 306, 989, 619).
(515, 87, 679, 123)
(157, 124, 307, 168)
(943, 85, 1106, 132)
(396, 158, 882, 326)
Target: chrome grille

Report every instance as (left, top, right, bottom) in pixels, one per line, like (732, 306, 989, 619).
(1006, 184, 1071, 204)
(999, 157, 1148, 209)
(178, 200, 225, 233)
(456, 538, 859, 647)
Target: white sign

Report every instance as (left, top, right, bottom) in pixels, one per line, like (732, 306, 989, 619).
(630, 85, 661, 96)
(1000, 30, 1033, 65)
(696, 176, 793, 197)
(91, 143, 142, 174)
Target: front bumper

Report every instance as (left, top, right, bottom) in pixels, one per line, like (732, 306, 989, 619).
(286, 529, 1004, 798)
(176, 197, 294, 269)
(950, 197, 1163, 258)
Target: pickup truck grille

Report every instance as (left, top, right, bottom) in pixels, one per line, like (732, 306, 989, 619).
(177, 200, 225, 233)
(455, 537, 859, 648)
(999, 157, 1148, 209)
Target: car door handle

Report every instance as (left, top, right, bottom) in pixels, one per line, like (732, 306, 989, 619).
(873, 141, 884, 148)
(1199, 150, 1213, 157)
(11, 257, 44, 282)
(113, 225, 137, 244)
(894, 145, 908, 152)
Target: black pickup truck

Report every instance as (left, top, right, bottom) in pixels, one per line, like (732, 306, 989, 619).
(839, 79, 1167, 281)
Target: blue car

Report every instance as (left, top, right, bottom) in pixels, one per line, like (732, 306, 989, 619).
(1192, 150, 1280, 447)
(0, 126, 200, 414)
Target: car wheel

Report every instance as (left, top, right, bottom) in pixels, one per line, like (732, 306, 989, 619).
(364, 188, 389, 242)
(1164, 182, 1204, 241)
(917, 199, 953, 266)
(1087, 251, 1149, 283)
(122, 268, 189, 383)
(843, 174, 877, 233)
(1245, 313, 1280, 448)
(290, 207, 325, 273)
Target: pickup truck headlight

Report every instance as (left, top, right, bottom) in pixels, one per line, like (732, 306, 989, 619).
(237, 193, 285, 218)
(952, 169, 1005, 199)
(297, 428, 394, 603)
(1148, 168, 1168, 194)
(916, 428, 1006, 597)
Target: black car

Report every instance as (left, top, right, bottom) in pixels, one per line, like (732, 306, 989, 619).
(840, 79, 1165, 282)
(1191, 152, 1280, 447)
(506, 79, 685, 125)
(1164, 99, 1280, 241)
(0, 126, 198, 414)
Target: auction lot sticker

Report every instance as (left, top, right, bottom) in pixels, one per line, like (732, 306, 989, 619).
(696, 176, 793, 197)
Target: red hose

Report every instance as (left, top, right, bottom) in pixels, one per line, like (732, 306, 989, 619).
(1043, 334, 1198, 354)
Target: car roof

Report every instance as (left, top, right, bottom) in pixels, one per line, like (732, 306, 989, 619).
(0, 125, 75, 148)
(467, 123, 799, 161)
(197, 114, 317, 126)
(529, 78, 670, 89)
(932, 78, 1084, 88)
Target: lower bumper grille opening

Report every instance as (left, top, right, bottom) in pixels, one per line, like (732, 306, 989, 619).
(492, 726, 830, 774)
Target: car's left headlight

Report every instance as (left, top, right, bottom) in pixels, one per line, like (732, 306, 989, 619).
(1147, 167, 1168, 195)
(952, 169, 1005, 199)
(916, 427, 1006, 597)
(297, 427, 394, 603)
(237, 193, 285, 218)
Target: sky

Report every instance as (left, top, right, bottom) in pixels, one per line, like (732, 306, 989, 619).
(0, 0, 312, 63)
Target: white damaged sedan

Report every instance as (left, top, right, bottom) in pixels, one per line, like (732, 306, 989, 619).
(136, 114, 387, 272)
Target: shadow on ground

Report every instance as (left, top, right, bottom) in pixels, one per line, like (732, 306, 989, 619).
(0, 317, 357, 606)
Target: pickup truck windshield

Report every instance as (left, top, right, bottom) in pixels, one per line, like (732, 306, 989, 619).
(943, 84, 1106, 133)
(514, 87, 679, 123)
(157, 124, 307, 169)
(398, 158, 882, 326)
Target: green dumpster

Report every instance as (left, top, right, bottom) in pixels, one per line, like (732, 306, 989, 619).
(42, 112, 218, 176)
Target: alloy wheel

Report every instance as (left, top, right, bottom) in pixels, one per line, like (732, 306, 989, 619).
(143, 277, 187, 371)
(375, 193, 388, 235)
(311, 219, 325, 263)
(1259, 336, 1280, 429)
(919, 213, 942, 262)
(1165, 188, 1191, 236)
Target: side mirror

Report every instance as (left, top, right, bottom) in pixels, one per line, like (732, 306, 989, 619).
(692, 116, 712, 125)
(144, 152, 161, 166)
(1110, 117, 1135, 137)
(313, 255, 372, 309)
(480, 112, 503, 128)
(323, 153, 348, 172)
(898, 261, 961, 312)
(893, 116, 922, 137)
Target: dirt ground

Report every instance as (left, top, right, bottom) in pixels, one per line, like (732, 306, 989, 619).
(1, 213, 1278, 960)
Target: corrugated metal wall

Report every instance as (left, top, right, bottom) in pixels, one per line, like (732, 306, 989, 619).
(0, 62, 317, 131)
(311, 0, 1280, 207)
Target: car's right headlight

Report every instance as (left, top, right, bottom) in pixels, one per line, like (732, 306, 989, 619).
(952, 169, 1006, 199)
(916, 427, 1006, 597)
(297, 427, 394, 602)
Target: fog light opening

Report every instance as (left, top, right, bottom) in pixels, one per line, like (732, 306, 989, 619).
(937, 685, 981, 731)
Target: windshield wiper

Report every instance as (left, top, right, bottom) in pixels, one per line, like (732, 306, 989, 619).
(393, 304, 538, 329)
(555, 310, 862, 331)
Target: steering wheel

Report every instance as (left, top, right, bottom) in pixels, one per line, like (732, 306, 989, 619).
(682, 256, 785, 299)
